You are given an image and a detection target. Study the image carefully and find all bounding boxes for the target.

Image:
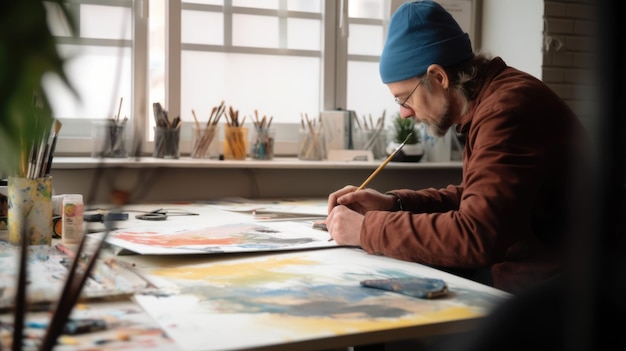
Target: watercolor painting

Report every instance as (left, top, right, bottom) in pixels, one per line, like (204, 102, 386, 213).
(104, 220, 337, 255)
(0, 242, 152, 310)
(0, 300, 175, 350)
(133, 248, 510, 351)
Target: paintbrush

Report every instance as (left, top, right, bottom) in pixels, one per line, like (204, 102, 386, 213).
(12, 223, 29, 351)
(26, 140, 37, 179)
(115, 97, 123, 123)
(192, 109, 201, 130)
(40, 223, 113, 351)
(356, 132, 413, 191)
(44, 120, 62, 176)
(34, 129, 50, 178)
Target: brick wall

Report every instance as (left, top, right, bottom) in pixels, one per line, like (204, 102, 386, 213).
(542, 0, 598, 129)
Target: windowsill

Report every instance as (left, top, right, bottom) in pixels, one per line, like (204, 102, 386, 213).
(48, 156, 464, 201)
(51, 156, 463, 170)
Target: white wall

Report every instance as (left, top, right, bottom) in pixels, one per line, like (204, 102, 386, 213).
(480, 0, 544, 79)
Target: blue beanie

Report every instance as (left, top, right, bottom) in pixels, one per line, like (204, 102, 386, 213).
(379, 1, 474, 84)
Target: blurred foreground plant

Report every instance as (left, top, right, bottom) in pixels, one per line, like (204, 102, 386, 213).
(0, 0, 77, 177)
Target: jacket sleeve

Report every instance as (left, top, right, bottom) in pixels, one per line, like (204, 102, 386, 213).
(389, 185, 463, 214)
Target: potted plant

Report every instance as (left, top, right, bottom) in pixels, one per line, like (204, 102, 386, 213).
(386, 114, 424, 162)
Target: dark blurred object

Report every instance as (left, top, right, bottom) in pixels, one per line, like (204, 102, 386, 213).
(0, 179, 7, 224)
(83, 212, 129, 223)
(0, 0, 77, 177)
(437, 0, 626, 350)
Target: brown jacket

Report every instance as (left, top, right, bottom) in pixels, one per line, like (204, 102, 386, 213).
(361, 57, 585, 294)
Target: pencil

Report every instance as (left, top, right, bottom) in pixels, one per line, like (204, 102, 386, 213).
(356, 132, 413, 191)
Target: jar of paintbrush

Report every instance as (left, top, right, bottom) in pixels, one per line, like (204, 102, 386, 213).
(251, 112, 274, 160)
(223, 106, 248, 160)
(91, 97, 128, 158)
(152, 102, 181, 159)
(91, 119, 128, 158)
(298, 113, 326, 161)
(190, 106, 221, 159)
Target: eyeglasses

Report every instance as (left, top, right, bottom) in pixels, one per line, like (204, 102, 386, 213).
(394, 80, 422, 109)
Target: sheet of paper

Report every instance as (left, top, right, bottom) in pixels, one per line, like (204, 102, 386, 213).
(0, 300, 176, 350)
(206, 197, 328, 218)
(0, 242, 153, 311)
(103, 220, 337, 255)
(133, 248, 510, 351)
(91, 202, 333, 255)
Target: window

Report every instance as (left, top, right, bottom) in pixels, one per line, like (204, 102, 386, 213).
(46, 0, 399, 156)
(346, 0, 396, 133)
(43, 0, 134, 154)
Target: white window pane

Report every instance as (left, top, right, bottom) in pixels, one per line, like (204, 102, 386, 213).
(182, 10, 224, 45)
(287, 0, 322, 13)
(184, 0, 223, 5)
(348, 24, 384, 56)
(80, 5, 131, 40)
(233, 14, 279, 48)
(287, 18, 321, 50)
(233, 0, 279, 10)
(181, 52, 320, 124)
(347, 61, 398, 128)
(43, 45, 132, 121)
(348, 0, 385, 19)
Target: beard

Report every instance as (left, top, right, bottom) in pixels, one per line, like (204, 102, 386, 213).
(425, 100, 454, 137)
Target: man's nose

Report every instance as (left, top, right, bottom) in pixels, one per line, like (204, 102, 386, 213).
(399, 107, 415, 119)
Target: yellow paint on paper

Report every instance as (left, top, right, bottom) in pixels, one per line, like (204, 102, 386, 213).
(151, 256, 315, 286)
(256, 306, 481, 335)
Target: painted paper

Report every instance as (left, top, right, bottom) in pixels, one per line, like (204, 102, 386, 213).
(133, 248, 510, 351)
(105, 221, 337, 255)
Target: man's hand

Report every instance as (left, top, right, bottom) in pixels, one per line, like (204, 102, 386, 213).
(327, 185, 397, 215)
(325, 205, 364, 246)
(325, 186, 401, 245)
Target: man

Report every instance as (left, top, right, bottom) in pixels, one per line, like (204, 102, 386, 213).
(325, 0, 586, 294)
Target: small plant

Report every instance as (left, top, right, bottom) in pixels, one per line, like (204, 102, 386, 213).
(392, 114, 420, 144)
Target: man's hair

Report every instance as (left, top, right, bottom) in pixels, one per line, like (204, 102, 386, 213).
(431, 52, 493, 115)
(447, 52, 492, 98)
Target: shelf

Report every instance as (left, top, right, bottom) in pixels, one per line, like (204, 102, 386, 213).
(53, 157, 463, 171)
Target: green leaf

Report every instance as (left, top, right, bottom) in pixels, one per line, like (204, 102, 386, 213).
(392, 114, 420, 144)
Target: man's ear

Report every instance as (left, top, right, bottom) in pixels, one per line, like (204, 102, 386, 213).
(426, 64, 449, 89)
